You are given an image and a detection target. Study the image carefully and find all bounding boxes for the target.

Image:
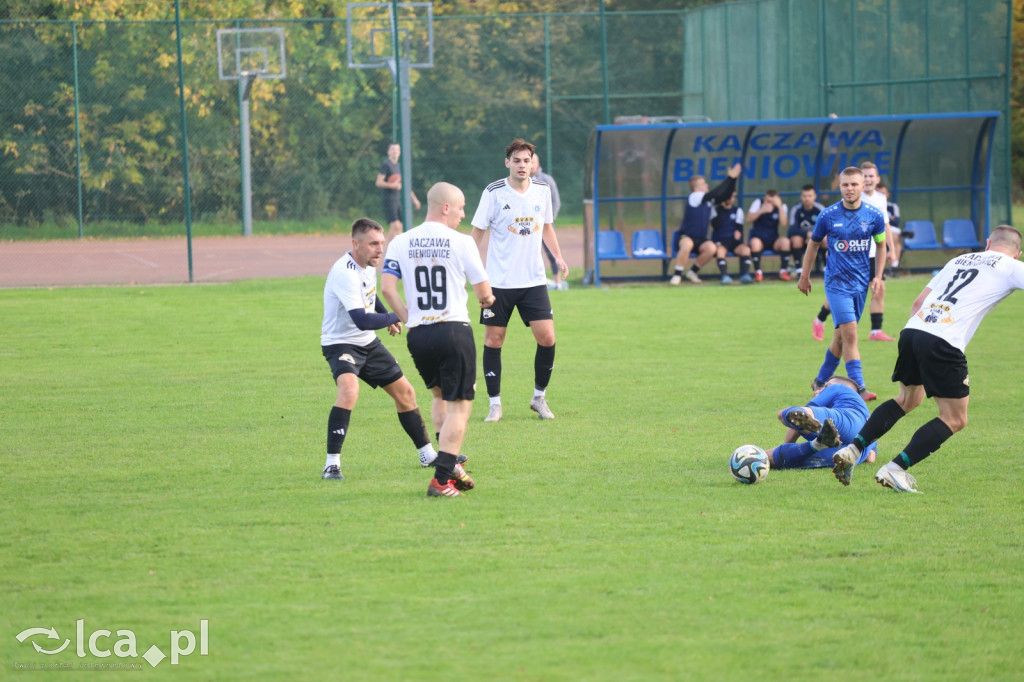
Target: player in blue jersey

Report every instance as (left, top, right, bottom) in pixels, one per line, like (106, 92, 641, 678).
(670, 162, 742, 285)
(764, 376, 877, 470)
(797, 166, 887, 401)
(709, 193, 753, 284)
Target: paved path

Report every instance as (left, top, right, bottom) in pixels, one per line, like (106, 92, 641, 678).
(0, 227, 585, 288)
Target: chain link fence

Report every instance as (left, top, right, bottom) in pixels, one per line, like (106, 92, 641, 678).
(0, 0, 1012, 250)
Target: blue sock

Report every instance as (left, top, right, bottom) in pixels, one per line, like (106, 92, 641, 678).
(817, 349, 841, 384)
(846, 359, 865, 389)
(773, 441, 825, 469)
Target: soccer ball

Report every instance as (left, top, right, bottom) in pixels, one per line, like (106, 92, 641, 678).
(729, 445, 770, 484)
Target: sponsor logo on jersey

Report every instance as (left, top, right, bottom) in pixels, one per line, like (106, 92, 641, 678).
(833, 238, 871, 253)
(502, 203, 511, 210)
(508, 218, 540, 236)
(917, 303, 954, 325)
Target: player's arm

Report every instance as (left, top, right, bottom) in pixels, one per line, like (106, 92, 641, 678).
(777, 201, 788, 228)
(472, 280, 495, 309)
(374, 173, 390, 190)
(745, 200, 761, 223)
(380, 273, 409, 324)
(706, 165, 741, 205)
(797, 239, 821, 295)
(541, 223, 568, 276)
(870, 231, 887, 295)
(909, 286, 933, 318)
(347, 303, 400, 331)
(411, 190, 421, 211)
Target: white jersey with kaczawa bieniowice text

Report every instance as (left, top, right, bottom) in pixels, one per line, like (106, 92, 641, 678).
(320, 252, 379, 346)
(383, 221, 489, 328)
(471, 177, 553, 288)
(904, 250, 1024, 353)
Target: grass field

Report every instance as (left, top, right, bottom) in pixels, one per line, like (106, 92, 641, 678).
(2, 275, 1023, 680)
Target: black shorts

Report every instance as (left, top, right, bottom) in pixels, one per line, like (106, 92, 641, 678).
(382, 194, 402, 224)
(869, 256, 886, 281)
(715, 236, 743, 253)
(407, 322, 477, 401)
(322, 338, 404, 387)
(480, 285, 553, 327)
(749, 229, 779, 247)
(891, 328, 969, 399)
(678, 233, 712, 251)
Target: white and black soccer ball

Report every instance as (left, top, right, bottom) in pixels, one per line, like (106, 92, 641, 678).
(729, 444, 770, 484)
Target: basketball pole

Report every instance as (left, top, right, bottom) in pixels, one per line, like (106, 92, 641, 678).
(173, 0, 194, 281)
(239, 73, 258, 237)
(388, 0, 414, 234)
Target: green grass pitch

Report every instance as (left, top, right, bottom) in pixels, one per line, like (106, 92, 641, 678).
(2, 274, 1022, 680)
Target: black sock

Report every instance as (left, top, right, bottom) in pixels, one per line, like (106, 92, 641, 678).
(817, 305, 830, 323)
(435, 432, 440, 444)
(894, 418, 954, 469)
(433, 451, 457, 485)
(674, 266, 685, 275)
(753, 254, 762, 271)
(397, 409, 430, 449)
(794, 247, 805, 267)
(483, 345, 502, 398)
(780, 254, 790, 269)
(327, 406, 351, 455)
(717, 258, 728, 274)
(534, 343, 556, 391)
(740, 257, 751, 275)
(870, 312, 883, 330)
(854, 399, 906, 451)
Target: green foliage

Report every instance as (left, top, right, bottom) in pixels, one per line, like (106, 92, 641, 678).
(0, 1, 1014, 234)
(2, 275, 1024, 679)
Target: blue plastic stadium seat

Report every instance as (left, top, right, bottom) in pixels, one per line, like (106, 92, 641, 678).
(597, 230, 629, 260)
(902, 220, 941, 250)
(631, 229, 668, 259)
(942, 219, 982, 250)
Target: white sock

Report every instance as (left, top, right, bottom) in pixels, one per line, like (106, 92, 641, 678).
(489, 396, 501, 406)
(325, 453, 340, 468)
(533, 388, 546, 399)
(418, 444, 437, 465)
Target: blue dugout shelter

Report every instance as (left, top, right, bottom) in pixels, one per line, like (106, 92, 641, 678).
(584, 112, 1000, 285)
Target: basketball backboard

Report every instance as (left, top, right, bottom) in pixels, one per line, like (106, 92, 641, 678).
(346, 2, 433, 70)
(217, 27, 287, 81)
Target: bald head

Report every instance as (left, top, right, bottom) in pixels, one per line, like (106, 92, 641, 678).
(426, 182, 466, 229)
(988, 225, 1022, 256)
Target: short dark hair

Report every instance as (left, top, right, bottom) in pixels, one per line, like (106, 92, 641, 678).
(505, 138, 535, 159)
(801, 184, 815, 192)
(351, 217, 384, 238)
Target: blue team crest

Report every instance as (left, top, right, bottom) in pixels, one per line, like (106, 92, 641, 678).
(534, 204, 541, 212)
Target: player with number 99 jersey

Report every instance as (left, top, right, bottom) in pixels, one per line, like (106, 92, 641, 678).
(383, 222, 488, 328)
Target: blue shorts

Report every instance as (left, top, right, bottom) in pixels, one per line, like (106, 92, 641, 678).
(826, 287, 867, 327)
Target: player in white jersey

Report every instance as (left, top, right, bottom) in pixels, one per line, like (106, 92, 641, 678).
(831, 225, 1024, 493)
(319, 218, 438, 482)
(471, 138, 568, 422)
(382, 183, 495, 498)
